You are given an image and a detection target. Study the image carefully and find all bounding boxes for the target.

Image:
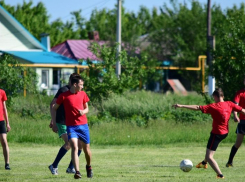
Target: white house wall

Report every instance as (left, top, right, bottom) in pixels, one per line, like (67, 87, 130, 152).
(36, 68, 74, 95)
(0, 14, 39, 51)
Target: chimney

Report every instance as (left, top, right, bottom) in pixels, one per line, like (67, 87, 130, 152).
(40, 33, 50, 51)
(88, 31, 99, 41)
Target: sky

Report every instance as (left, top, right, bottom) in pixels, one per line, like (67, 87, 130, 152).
(3, 0, 245, 22)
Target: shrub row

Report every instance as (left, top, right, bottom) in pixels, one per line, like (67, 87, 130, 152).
(9, 91, 213, 126)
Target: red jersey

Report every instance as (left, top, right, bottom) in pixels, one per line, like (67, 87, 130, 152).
(56, 90, 90, 126)
(0, 89, 7, 121)
(234, 89, 245, 120)
(200, 101, 242, 135)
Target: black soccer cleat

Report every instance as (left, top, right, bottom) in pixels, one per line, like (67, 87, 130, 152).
(86, 165, 93, 178)
(5, 163, 10, 170)
(226, 163, 233, 167)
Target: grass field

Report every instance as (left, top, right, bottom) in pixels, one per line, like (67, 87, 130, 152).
(1, 143, 245, 181)
(5, 92, 245, 181)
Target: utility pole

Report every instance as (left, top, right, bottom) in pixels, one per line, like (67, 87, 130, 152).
(116, 0, 121, 77)
(207, 0, 215, 95)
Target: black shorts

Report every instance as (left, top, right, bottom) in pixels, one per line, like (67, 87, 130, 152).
(235, 120, 245, 134)
(206, 132, 228, 151)
(0, 121, 7, 134)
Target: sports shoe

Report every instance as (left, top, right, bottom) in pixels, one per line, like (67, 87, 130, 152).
(66, 167, 76, 174)
(5, 164, 10, 170)
(226, 163, 233, 167)
(48, 165, 58, 175)
(217, 174, 225, 179)
(86, 165, 93, 178)
(74, 171, 82, 179)
(196, 162, 208, 169)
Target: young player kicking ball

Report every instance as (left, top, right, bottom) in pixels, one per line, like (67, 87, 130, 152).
(173, 88, 245, 179)
(52, 75, 93, 179)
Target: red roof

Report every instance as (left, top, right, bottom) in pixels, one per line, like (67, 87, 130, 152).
(51, 40, 106, 60)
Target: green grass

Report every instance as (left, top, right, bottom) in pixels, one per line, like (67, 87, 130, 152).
(7, 111, 240, 145)
(3, 92, 245, 181)
(1, 143, 245, 181)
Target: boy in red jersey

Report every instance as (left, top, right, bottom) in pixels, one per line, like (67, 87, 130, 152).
(0, 89, 11, 170)
(173, 88, 245, 179)
(48, 73, 81, 175)
(52, 75, 92, 179)
(226, 77, 245, 167)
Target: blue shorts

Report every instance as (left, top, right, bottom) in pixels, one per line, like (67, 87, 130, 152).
(67, 124, 90, 144)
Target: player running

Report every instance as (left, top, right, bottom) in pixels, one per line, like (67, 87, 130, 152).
(226, 77, 245, 167)
(0, 89, 11, 170)
(52, 75, 93, 179)
(173, 88, 245, 179)
(48, 73, 81, 175)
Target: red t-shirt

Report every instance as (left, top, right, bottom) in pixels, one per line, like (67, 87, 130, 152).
(234, 89, 245, 120)
(0, 89, 7, 121)
(200, 101, 242, 135)
(56, 90, 90, 126)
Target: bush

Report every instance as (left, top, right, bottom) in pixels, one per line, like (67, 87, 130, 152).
(0, 55, 38, 106)
(93, 91, 211, 124)
(8, 91, 212, 126)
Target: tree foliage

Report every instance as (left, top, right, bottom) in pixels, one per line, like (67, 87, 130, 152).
(0, 55, 37, 105)
(213, 9, 245, 101)
(2, 0, 245, 92)
(81, 43, 156, 109)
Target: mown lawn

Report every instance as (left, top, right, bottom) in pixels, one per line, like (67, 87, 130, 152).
(0, 143, 245, 181)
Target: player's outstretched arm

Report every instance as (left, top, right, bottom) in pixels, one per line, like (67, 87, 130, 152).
(172, 104, 200, 110)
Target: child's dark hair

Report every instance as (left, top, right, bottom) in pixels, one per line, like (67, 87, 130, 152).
(70, 75, 83, 85)
(69, 73, 80, 80)
(212, 88, 224, 98)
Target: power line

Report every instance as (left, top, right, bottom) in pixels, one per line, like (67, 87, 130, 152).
(59, 0, 113, 21)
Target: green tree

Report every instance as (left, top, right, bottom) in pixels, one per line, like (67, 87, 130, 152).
(86, 3, 152, 43)
(81, 43, 155, 110)
(213, 8, 245, 101)
(0, 55, 37, 105)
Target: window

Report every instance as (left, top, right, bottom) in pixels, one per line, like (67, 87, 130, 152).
(52, 69, 59, 85)
(41, 70, 49, 88)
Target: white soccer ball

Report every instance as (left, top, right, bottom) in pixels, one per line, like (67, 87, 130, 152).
(180, 159, 193, 172)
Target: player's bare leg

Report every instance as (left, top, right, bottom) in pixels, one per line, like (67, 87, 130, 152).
(234, 134, 244, 148)
(205, 149, 223, 178)
(70, 138, 79, 171)
(0, 133, 10, 170)
(69, 138, 82, 179)
(227, 134, 244, 167)
(82, 141, 93, 178)
(0, 134, 9, 164)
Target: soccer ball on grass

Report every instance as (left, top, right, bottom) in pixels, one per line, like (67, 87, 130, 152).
(180, 159, 193, 172)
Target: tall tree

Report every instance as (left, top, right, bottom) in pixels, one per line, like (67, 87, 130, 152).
(213, 4, 245, 100)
